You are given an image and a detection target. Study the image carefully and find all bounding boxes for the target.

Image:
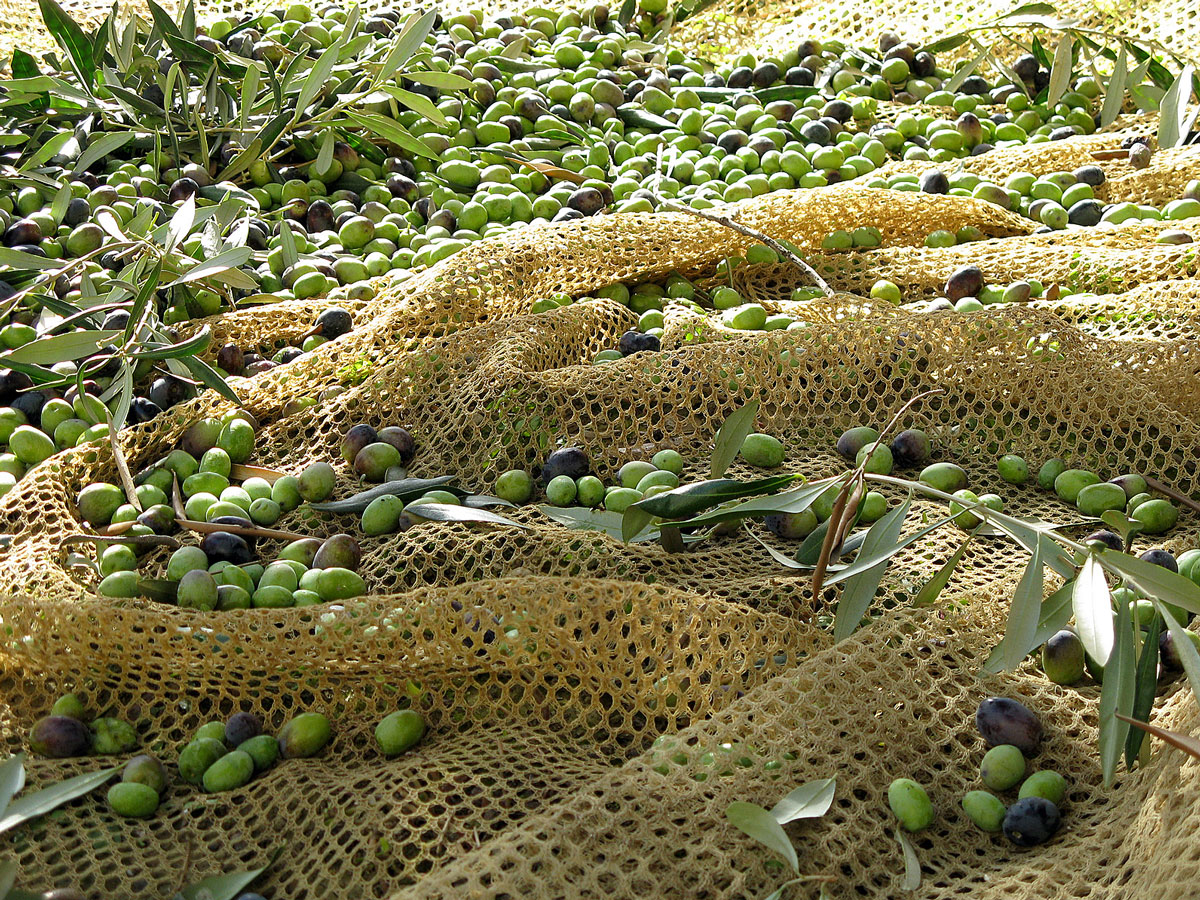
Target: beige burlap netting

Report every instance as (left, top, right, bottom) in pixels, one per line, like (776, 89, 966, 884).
(4, 0, 1200, 890)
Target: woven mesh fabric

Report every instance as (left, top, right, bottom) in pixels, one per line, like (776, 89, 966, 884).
(2, 2, 1200, 897)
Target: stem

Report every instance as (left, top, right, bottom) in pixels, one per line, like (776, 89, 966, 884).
(60, 533, 180, 550)
(177, 517, 313, 543)
(1143, 476, 1200, 514)
(658, 199, 834, 297)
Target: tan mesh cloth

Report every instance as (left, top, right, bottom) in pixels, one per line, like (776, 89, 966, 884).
(3, 0, 1200, 894)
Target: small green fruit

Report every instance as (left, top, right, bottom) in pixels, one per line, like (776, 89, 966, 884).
(494, 469, 533, 503)
(918, 462, 968, 494)
(1037, 458, 1066, 490)
(239, 734, 280, 772)
(997, 455, 1029, 485)
(980, 744, 1026, 791)
(855, 443, 893, 475)
(1053, 469, 1100, 503)
(50, 693, 86, 721)
(1041, 630, 1086, 685)
(1018, 770, 1067, 805)
(1132, 498, 1179, 534)
(90, 717, 137, 755)
(961, 790, 1006, 832)
(107, 782, 159, 818)
(202, 749, 255, 792)
(122, 754, 168, 794)
(277, 712, 333, 759)
(888, 778, 934, 832)
(739, 433, 784, 468)
(375, 710, 426, 757)
(178, 737, 227, 784)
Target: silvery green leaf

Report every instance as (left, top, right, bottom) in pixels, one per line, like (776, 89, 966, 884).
(1074, 554, 1113, 665)
(725, 801, 798, 874)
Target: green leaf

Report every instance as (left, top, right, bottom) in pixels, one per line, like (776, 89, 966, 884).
(374, 9, 437, 85)
(278, 219, 299, 271)
(1125, 612, 1162, 767)
(986, 540, 1046, 670)
(922, 33, 970, 54)
(404, 502, 525, 529)
(912, 526, 978, 606)
(174, 856, 276, 900)
(635, 474, 799, 521)
(895, 827, 921, 891)
(133, 326, 212, 360)
(752, 85, 818, 103)
(345, 111, 439, 160)
(1098, 595, 1135, 786)
(74, 131, 133, 175)
(1101, 46, 1128, 128)
(666, 478, 838, 531)
(166, 247, 252, 288)
(770, 778, 836, 824)
(1074, 554, 1113, 666)
(295, 43, 341, 117)
(0, 765, 119, 835)
(1158, 63, 1196, 150)
(984, 580, 1073, 674)
(1157, 602, 1200, 704)
(708, 399, 759, 479)
(20, 130, 75, 172)
(310, 476, 460, 515)
(379, 85, 447, 125)
(178, 354, 240, 404)
(538, 506, 659, 543)
(11, 49, 41, 79)
(1047, 35, 1074, 106)
(946, 47, 989, 93)
(0, 857, 16, 896)
(1100, 550, 1200, 616)
(621, 503, 655, 544)
(39, 0, 96, 88)
(1, 329, 121, 365)
(0, 755, 26, 820)
(0, 246, 60, 272)
(106, 365, 133, 435)
(824, 509, 957, 588)
(316, 129, 335, 176)
(403, 71, 473, 91)
(725, 801, 798, 874)
(834, 496, 911, 642)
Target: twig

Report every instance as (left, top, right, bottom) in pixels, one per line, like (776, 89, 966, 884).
(60, 533, 181, 550)
(813, 474, 857, 597)
(177, 517, 312, 543)
(656, 198, 835, 297)
(1144, 476, 1200, 514)
(231, 463, 287, 484)
(861, 389, 946, 466)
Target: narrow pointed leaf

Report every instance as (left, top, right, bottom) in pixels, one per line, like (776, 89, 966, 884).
(166, 247, 252, 288)
(403, 71, 473, 91)
(1101, 46, 1128, 127)
(634, 473, 800, 520)
(987, 540, 1046, 670)
(825, 509, 958, 587)
(1158, 63, 1196, 150)
(310, 477, 459, 514)
(178, 355, 240, 404)
(946, 47, 989, 93)
(345, 111, 439, 160)
(295, 43, 340, 116)
(74, 131, 132, 175)
(39, 0, 96, 88)
(1074, 555, 1113, 665)
(709, 399, 759, 479)
(725, 801, 798, 874)
(405, 502, 525, 528)
(1100, 551, 1200, 616)
(374, 9, 437, 85)
(895, 827, 921, 891)
(0, 754, 26, 819)
(1098, 596, 1135, 786)
(1156, 602, 1200, 703)
(133, 326, 212, 360)
(175, 856, 275, 900)
(539, 506, 658, 542)
(0, 765, 119, 835)
(1048, 35, 1074, 106)
(984, 580, 1074, 674)
(2, 329, 121, 365)
(770, 778, 836, 824)
(834, 497, 910, 642)
(621, 503, 655, 543)
(0, 247, 60, 270)
(166, 194, 196, 253)
(666, 478, 838, 530)
(912, 526, 978, 606)
(1125, 612, 1162, 767)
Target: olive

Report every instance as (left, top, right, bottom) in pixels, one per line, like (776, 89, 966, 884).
(312, 307, 353, 339)
(168, 177, 199, 203)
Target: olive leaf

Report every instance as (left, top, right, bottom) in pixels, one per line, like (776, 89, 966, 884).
(635, 474, 801, 521)
(1047, 34, 1075, 105)
(895, 827, 921, 891)
(725, 801, 799, 874)
(0, 763, 120, 835)
(1072, 554, 1113, 665)
(173, 851, 279, 900)
(310, 477, 461, 514)
(1125, 611, 1162, 767)
(983, 581, 1074, 674)
(912, 525, 979, 606)
(1100, 45, 1128, 127)
(984, 540, 1045, 670)
(1098, 595, 1135, 786)
(540, 506, 659, 542)
(0, 755, 27, 820)
(833, 496, 910, 642)
(709, 399, 759, 479)
(1155, 602, 1200, 702)
(1158, 63, 1196, 150)
(770, 778, 836, 824)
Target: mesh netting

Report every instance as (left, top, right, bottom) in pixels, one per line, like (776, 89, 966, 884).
(2, 1, 1200, 898)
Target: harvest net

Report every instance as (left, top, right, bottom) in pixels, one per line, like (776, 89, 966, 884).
(2, 1, 1200, 899)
